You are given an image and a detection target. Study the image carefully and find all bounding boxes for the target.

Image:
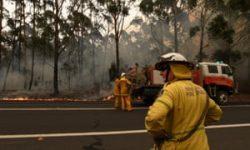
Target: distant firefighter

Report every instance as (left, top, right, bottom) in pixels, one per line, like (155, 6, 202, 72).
(113, 75, 121, 109)
(119, 72, 132, 111)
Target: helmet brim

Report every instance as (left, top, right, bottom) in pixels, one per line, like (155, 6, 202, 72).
(155, 61, 170, 71)
(155, 61, 194, 71)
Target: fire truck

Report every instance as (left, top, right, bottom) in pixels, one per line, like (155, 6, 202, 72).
(131, 62, 235, 105)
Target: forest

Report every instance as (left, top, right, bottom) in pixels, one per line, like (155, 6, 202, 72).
(0, 0, 249, 95)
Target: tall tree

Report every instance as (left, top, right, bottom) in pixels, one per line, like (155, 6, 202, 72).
(140, 0, 188, 52)
(53, 0, 60, 94)
(97, 0, 136, 75)
(67, 0, 92, 88)
(28, 0, 40, 90)
(0, 0, 3, 66)
(188, 0, 225, 62)
(207, 15, 238, 65)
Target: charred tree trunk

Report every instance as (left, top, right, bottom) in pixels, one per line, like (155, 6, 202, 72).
(173, 4, 178, 52)
(114, 18, 120, 76)
(0, 0, 3, 66)
(29, 0, 37, 91)
(53, 0, 59, 94)
(198, 8, 207, 62)
(21, 0, 28, 90)
(2, 40, 16, 91)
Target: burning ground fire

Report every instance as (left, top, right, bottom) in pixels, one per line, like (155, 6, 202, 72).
(103, 95, 115, 101)
(0, 97, 85, 101)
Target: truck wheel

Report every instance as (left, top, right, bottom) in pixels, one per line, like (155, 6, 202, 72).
(216, 91, 229, 105)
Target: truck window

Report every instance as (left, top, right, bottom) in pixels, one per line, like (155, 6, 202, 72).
(207, 65, 218, 73)
(222, 66, 232, 75)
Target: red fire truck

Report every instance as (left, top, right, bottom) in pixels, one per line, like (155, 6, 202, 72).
(131, 62, 235, 105)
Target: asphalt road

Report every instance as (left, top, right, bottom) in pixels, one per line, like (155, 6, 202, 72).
(0, 101, 249, 150)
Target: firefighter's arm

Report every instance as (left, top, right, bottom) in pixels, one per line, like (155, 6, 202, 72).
(145, 92, 173, 137)
(205, 98, 223, 125)
(126, 78, 132, 85)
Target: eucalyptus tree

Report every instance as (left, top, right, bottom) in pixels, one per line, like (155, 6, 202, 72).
(37, 0, 70, 94)
(188, 0, 225, 62)
(14, 0, 26, 72)
(207, 0, 250, 65)
(66, 0, 92, 89)
(0, 0, 8, 67)
(140, 0, 189, 52)
(121, 17, 165, 65)
(36, 0, 55, 84)
(0, 0, 3, 65)
(96, 0, 136, 75)
(27, 0, 41, 90)
(2, 0, 27, 90)
(207, 15, 237, 64)
(52, 0, 71, 94)
(226, 0, 250, 78)
(88, 1, 106, 88)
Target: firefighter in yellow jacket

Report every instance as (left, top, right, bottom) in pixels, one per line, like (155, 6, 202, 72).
(119, 72, 132, 111)
(113, 76, 121, 109)
(145, 53, 222, 150)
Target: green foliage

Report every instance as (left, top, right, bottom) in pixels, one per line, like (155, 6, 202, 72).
(189, 26, 200, 38)
(187, 0, 197, 9)
(139, 0, 173, 20)
(212, 49, 241, 64)
(139, 0, 154, 16)
(228, 0, 250, 13)
(207, 15, 235, 43)
(107, 0, 129, 16)
(68, 11, 92, 29)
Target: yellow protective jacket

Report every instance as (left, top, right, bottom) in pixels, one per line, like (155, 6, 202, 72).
(145, 64, 222, 150)
(119, 77, 132, 96)
(113, 78, 120, 96)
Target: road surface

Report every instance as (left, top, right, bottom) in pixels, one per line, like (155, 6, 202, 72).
(0, 100, 249, 150)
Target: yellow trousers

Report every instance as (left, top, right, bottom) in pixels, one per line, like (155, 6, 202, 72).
(114, 96, 120, 108)
(121, 96, 132, 111)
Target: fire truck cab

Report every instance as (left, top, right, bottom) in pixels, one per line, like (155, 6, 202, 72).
(193, 62, 234, 105)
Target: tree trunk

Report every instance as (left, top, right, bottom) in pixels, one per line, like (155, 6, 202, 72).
(199, 8, 206, 62)
(21, 0, 28, 90)
(28, 0, 37, 91)
(2, 43, 15, 91)
(248, 56, 250, 81)
(173, 4, 178, 52)
(0, 0, 3, 66)
(115, 34, 119, 75)
(92, 40, 96, 84)
(114, 18, 120, 75)
(29, 47, 35, 90)
(53, 0, 59, 94)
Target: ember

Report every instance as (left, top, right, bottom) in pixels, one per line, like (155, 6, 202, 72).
(103, 95, 114, 101)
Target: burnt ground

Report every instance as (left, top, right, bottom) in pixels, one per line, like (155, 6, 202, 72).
(0, 90, 249, 105)
(0, 90, 107, 102)
(228, 93, 250, 105)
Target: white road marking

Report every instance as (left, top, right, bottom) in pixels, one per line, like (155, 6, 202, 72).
(0, 108, 117, 111)
(221, 105, 250, 108)
(0, 123, 249, 139)
(206, 123, 250, 129)
(0, 107, 148, 111)
(0, 104, 249, 111)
